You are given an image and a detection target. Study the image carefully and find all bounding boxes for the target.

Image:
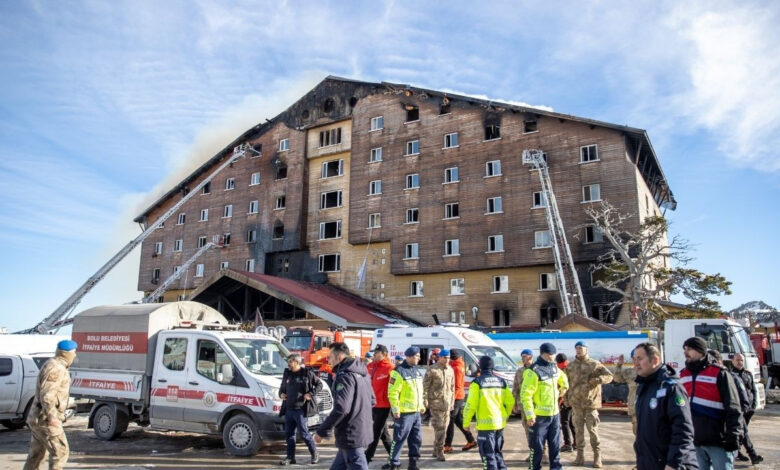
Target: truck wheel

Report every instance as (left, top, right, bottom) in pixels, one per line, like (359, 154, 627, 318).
(1, 399, 33, 430)
(93, 405, 129, 440)
(222, 414, 260, 456)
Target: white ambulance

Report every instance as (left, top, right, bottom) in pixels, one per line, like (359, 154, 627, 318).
(69, 302, 333, 456)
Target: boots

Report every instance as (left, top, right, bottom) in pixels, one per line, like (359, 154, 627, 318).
(573, 449, 585, 466)
(593, 449, 603, 468)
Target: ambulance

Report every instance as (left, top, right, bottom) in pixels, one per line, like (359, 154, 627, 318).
(69, 302, 333, 456)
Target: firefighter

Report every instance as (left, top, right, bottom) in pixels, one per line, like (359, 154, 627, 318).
(423, 349, 455, 461)
(383, 347, 425, 470)
(463, 356, 515, 470)
(24, 340, 77, 470)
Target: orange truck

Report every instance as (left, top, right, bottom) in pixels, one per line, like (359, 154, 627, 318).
(282, 327, 374, 369)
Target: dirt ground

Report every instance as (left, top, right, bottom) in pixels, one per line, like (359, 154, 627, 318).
(1, 406, 778, 469)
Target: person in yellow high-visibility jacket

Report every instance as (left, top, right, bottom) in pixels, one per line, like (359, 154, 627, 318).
(384, 346, 425, 470)
(521, 342, 569, 470)
(463, 356, 515, 470)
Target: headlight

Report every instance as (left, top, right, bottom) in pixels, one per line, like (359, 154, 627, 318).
(257, 382, 279, 400)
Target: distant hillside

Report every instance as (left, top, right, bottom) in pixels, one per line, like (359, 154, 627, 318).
(728, 301, 780, 323)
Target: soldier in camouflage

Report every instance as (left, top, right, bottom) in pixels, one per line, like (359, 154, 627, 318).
(423, 349, 455, 461)
(24, 339, 77, 470)
(565, 340, 613, 468)
(612, 352, 638, 435)
(511, 349, 535, 461)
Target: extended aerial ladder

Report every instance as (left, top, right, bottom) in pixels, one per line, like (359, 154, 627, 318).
(141, 241, 220, 304)
(522, 149, 588, 317)
(22, 144, 259, 334)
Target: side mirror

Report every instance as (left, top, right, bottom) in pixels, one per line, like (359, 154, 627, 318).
(219, 363, 234, 384)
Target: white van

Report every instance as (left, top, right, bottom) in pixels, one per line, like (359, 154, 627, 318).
(371, 325, 518, 382)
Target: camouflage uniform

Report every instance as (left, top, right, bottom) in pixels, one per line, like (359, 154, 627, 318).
(24, 348, 75, 470)
(612, 364, 638, 435)
(423, 360, 455, 459)
(511, 365, 533, 443)
(565, 354, 613, 467)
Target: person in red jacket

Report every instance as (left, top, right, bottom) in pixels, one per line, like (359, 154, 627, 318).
(444, 350, 477, 453)
(366, 344, 395, 463)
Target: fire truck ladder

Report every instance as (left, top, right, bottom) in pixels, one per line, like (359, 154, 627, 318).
(22, 144, 257, 334)
(142, 241, 220, 303)
(522, 149, 588, 317)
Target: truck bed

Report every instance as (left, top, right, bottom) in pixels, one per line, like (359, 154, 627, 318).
(70, 368, 146, 402)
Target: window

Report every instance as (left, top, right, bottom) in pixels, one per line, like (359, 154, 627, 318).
(540, 273, 557, 290)
(585, 226, 604, 243)
(246, 259, 256, 272)
(275, 196, 286, 210)
(154, 242, 163, 255)
(321, 159, 344, 178)
(534, 230, 552, 248)
(197, 236, 207, 248)
(440, 102, 451, 114)
(273, 223, 284, 239)
(195, 264, 204, 278)
(250, 143, 262, 157)
(405, 243, 419, 259)
(485, 124, 501, 140)
(173, 239, 183, 252)
(488, 235, 504, 252)
(320, 190, 342, 209)
(152, 268, 160, 283)
(523, 120, 538, 133)
(486, 197, 503, 214)
(369, 180, 382, 195)
(319, 128, 342, 147)
(196, 339, 234, 383)
(370, 147, 383, 162)
(173, 265, 181, 275)
(220, 261, 229, 270)
(582, 184, 601, 202)
(493, 276, 509, 293)
(250, 172, 260, 186)
(177, 294, 186, 301)
(200, 209, 209, 221)
(223, 205, 233, 218)
(580, 144, 599, 163)
(275, 165, 287, 180)
(405, 208, 419, 224)
(405, 173, 419, 189)
(444, 132, 459, 148)
(405, 106, 419, 122)
(202, 182, 211, 194)
(485, 160, 501, 177)
(221, 233, 231, 246)
(248, 200, 259, 214)
(279, 138, 290, 151)
(405, 140, 419, 155)
(450, 278, 465, 295)
(318, 254, 341, 272)
(246, 230, 257, 243)
(493, 309, 511, 327)
(162, 338, 187, 371)
(319, 220, 342, 239)
(225, 177, 235, 190)
(444, 167, 459, 183)
(368, 213, 381, 228)
(532, 191, 547, 208)
(410, 281, 424, 297)
(370, 116, 383, 131)
(444, 239, 460, 256)
(444, 202, 459, 219)
(177, 213, 186, 225)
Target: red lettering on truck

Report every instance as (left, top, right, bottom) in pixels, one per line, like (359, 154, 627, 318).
(72, 332, 148, 354)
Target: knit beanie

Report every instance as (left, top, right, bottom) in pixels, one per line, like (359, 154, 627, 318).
(683, 337, 707, 356)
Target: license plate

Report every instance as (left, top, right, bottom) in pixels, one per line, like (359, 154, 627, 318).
(307, 415, 320, 426)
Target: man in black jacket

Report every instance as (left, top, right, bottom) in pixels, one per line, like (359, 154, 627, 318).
(633, 342, 698, 470)
(314, 342, 375, 470)
(730, 353, 763, 464)
(279, 353, 322, 466)
(680, 337, 742, 470)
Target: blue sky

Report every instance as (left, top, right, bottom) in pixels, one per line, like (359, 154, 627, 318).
(1, 1, 779, 333)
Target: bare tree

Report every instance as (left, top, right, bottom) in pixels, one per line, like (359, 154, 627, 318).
(582, 201, 731, 327)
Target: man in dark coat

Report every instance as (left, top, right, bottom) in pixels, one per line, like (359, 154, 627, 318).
(279, 353, 322, 465)
(730, 353, 763, 464)
(314, 342, 375, 470)
(633, 342, 698, 470)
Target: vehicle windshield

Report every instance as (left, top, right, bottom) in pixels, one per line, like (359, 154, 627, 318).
(694, 324, 754, 356)
(282, 334, 312, 351)
(226, 338, 290, 376)
(731, 326, 756, 355)
(468, 346, 518, 372)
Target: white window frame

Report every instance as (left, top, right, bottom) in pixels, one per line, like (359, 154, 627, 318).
(582, 184, 601, 202)
(250, 172, 260, 186)
(195, 264, 204, 278)
(405, 140, 419, 156)
(173, 239, 183, 252)
(279, 138, 290, 151)
(534, 230, 552, 248)
(320, 190, 343, 209)
(152, 268, 160, 281)
(248, 200, 259, 214)
(409, 281, 424, 297)
(321, 159, 344, 178)
(580, 144, 599, 163)
(486, 196, 503, 214)
(246, 230, 257, 243)
(487, 235, 504, 253)
(318, 253, 341, 273)
(405, 173, 419, 190)
(444, 239, 460, 257)
(444, 202, 459, 219)
(245, 259, 256, 272)
(177, 213, 186, 225)
(370, 147, 383, 163)
(173, 266, 181, 275)
(444, 167, 459, 184)
(197, 236, 207, 248)
(450, 278, 465, 296)
(220, 261, 229, 270)
(485, 160, 502, 177)
(405, 208, 419, 224)
(318, 128, 342, 148)
(275, 196, 286, 210)
(370, 116, 383, 131)
(199, 209, 209, 221)
(404, 243, 419, 260)
(585, 225, 604, 243)
(369, 180, 382, 196)
(368, 213, 381, 229)
(223, 204, 233, 218)
(539, 273, 557, 291)
(154, 242, 163, 255)
(492, 275, 509, 293)
(319, 220, 342, 240)
(225, 177, 235, 190)
(532, 191, 547, 208)
(444, 132, 459, 149)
